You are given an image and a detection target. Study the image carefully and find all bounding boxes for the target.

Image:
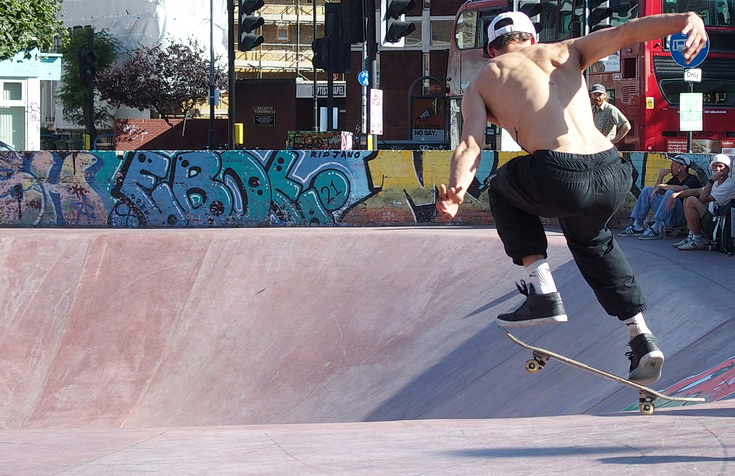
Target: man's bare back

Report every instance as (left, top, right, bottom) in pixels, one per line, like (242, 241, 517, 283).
(471, 42, 611, 155)
(437, 12, 707, 219)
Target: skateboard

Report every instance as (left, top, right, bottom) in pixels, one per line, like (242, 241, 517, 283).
(499, 326, 705, 414)
(666, 225, 689, 238)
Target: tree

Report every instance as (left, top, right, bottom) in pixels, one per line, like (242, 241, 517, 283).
(0, 0, 68, 60)
(56, 28, 119, 128)
(97, 38, 228, 128)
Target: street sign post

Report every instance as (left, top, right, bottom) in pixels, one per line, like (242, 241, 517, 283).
(358, 70, 370, 87)
(669, 32, 709, 68)
(370, 89, 383, 135)
(669, 33, 709, 151)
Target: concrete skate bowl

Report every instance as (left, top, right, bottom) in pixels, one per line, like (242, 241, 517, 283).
(1, 227, 733, 430)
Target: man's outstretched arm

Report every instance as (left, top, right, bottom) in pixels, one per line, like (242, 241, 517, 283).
(574, 12, 707, 70)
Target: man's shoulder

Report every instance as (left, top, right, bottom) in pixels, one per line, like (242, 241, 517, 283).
(605, 102, 624, 113)
(713, 177, 735, 201)
(720, 177, 735, 194)
(682, 173, 702, 187)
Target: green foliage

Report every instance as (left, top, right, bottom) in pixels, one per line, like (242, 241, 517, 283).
(97, 38, 228, 128)
(57, 28, 119, 128)
(0, 0, 68, 60)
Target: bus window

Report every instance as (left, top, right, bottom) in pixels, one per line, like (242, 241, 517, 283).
(455, 10, 479, 50)
(609, 0, 639, 24)
(538, 1, 563, 42)
(663, 0, 735, 26)
(715, 0, 735, 26)
(557, 0, 576, 40)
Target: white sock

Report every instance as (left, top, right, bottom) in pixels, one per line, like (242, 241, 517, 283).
(624, 313, 651, 339)
(633, 219, 644, 229)
(526, 259, 557, 294)
(692, 234, 704, 244)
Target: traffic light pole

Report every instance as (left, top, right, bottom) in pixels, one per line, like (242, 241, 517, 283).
(208, 0, 217, 150)
(313, 1, 319, 131)
(85, 28, 96, 148)
(228, 0, 236, 150)
(325, 5, 337, 131)
(366, 0, 377, 150)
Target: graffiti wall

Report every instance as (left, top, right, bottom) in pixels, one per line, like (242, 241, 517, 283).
(0, 149, 720, 228)
(623, 355, 735, 411)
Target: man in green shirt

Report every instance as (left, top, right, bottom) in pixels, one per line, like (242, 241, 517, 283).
(590, 84, 631, 145)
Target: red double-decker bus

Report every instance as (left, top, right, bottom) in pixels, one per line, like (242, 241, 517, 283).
(447, 0, 735, 153)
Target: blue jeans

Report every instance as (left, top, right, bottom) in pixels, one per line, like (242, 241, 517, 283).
(630, 186, 686, 228)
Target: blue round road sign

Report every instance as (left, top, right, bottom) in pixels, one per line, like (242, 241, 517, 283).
(358, 70, 370, 87)
(669, 32, 709, 68)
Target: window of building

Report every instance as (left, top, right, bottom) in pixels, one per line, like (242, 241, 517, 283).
(404, 20, 422, 47)
(2, 82, 23, 102)
(431, 19, 453, 47)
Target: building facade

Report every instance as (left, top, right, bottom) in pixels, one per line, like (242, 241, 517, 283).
(54, 0, 467, 150)
(0, 50, 62, 151)
(235, 0, 464, 149)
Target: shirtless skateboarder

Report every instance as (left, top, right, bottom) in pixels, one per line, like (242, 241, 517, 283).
(436, 11, 707, 384)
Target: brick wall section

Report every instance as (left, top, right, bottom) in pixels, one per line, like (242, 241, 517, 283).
(237, 79, 307, 150)
(379, 51, 424, 139)
(115, 119, 229, 151)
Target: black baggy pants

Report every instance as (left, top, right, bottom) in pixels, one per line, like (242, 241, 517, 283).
(487, 148, 646, 320)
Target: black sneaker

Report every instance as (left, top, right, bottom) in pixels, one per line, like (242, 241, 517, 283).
(496, 281, 568, 328)
(626, 334, 664, 385)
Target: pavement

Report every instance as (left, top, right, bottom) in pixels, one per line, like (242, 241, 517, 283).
(1, 226, 734, 475)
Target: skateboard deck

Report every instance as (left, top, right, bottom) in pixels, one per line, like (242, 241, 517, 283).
(499, 326, 705, 414)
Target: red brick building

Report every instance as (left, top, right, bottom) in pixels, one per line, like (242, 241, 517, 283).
(235, 0, 466, 150)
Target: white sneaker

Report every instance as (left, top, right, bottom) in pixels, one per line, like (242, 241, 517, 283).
(639, 226, 664, 240)
(678, 240, 706, 250)
(673, 237, 691, 248)
(618, 224, 644, 236)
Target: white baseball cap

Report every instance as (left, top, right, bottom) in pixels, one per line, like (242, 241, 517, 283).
(487, 12, 538, 45)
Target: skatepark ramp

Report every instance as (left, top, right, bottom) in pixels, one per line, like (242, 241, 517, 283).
(1, 227, 734, 431)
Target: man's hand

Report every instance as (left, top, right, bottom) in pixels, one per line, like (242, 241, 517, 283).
(682, 12, 708, 63)
(436, 184, 464, 219)
(711, 170, 726, 182)
(665, 191, 680, 211)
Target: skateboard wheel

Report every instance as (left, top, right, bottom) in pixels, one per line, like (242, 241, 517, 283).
(525, 359, 542, 373)
(639, 402, 655, 415)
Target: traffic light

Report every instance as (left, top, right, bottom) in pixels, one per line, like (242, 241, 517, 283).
(312, 37, 331, 70)
(78, 48, 95, 84)
(380, 0, 416, 47)
(341, 0, 365, 44)
(311, 3, 351, 73)
(239, 0, 265, 52)
(570, 0, 613, 37)
(588, 0, 613, 32)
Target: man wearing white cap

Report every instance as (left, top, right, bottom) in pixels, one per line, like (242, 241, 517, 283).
(669, 154, 735, 250)
(436, 10, 707, 384)
(618, 154, 701, 239)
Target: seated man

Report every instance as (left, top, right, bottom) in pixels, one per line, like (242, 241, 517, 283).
(619, 155, 701, 239)
(670, 154, 735, 250)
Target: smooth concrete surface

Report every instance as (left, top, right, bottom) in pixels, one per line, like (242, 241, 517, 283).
(1, 226, 733, 475)
(2, 400, 734, 475)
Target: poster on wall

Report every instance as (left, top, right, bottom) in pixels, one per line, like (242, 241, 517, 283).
(253, 106, 276, 126)
(411, 96, 446, 143)
(370, 89, 383, 135)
